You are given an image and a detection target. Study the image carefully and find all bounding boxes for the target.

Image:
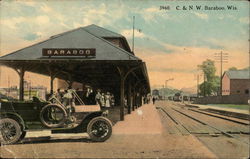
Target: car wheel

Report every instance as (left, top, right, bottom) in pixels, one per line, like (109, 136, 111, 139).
(0, 118, 22, 145)
(87, 116, 112, 142)
(40, 104, 67, 128)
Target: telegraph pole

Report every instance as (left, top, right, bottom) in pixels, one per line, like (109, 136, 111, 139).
(0, 51, 2, 88)
(197, 74, 199, 97)
(203, 73, 206, 97)
(7, 76, 10, 97)
(0, 67, 1, 88)
(132, 16, 135, 53)
(214, 51, 228, 96)
(196, 69, 203, 98)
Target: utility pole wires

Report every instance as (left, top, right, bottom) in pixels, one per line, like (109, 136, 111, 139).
(132, 16, 135, 53)
(214, 51, 228, 96)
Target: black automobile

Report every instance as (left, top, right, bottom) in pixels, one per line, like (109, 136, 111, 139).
(0, 91, 112, 145)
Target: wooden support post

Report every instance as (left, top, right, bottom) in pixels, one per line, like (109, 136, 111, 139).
(47, 66, 54, 95)
(117, 65, 142, 120)
(82, 82, 85, 92)
(65, 73, 74, 88)
(139, 90, 142, 107)
(127, 80, 131, 114)
(120, 73, 125, 121)
(18, 68, 25, 101)
(47, 66, 61, 95)
(50, 75, 55, 95)
(117, 66, 125, 121)
(132, 89, 135, 111)
(135, 92, 139, 108)
(140, 88, 143, 106)
(14, 67, 26, 101)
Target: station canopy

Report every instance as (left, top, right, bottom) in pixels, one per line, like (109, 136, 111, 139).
(0, 24, 150, 93)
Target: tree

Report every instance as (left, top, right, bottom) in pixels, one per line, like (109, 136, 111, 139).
(198, 59, 216, 81)
(241, 66, 250, 71)
(199, 76, 220, 96)
(198, 59, 220, 96)
(228, 67, 237, 71)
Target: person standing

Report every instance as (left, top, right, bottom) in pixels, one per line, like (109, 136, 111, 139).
(101, 93, 105, 107)
(62, 89, 73, 106)
(86, 88, 96, 105)
(55, 88, 63, 102)
(152, 97, 156, 105)
(105, 92, 111, 108)
(95, 89, 102, 107)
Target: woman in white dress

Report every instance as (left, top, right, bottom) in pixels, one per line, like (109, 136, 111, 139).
(105, 92, 111, 108)
(100, 93, 105, 107)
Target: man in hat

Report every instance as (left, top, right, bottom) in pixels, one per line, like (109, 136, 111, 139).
(95, 89, 102, 107)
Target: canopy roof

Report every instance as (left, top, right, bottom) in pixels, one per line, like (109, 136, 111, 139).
(0, 24, 150, 93)
(84, 24, 124, 38)
(0, 25, 137, 61)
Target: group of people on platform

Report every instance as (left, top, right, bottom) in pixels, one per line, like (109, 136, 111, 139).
(95, 89, 115, 108)
(52, 87, 156, 107)
(53, 87, 75, 106)
(52, 87, 115, 108)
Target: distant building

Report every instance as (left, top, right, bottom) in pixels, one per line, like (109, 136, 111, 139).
(222, 70, 250, 95)
(152, 89, 159, 96)
(0, 83, 47, 100)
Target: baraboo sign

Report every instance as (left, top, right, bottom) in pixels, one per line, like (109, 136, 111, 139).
(42, 48, 96, 57)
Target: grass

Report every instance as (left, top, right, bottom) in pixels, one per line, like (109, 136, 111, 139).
(207, 104, 250, 110)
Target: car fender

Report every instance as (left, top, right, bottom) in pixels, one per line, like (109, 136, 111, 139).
(76, 111, 104, 132)
(0, 112, 26, 130)
(51, 111, 105, 134)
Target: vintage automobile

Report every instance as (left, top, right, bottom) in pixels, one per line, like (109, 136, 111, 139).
(0, 91, 112, 145)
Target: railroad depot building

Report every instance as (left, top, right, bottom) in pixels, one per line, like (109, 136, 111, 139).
(0, 24, 150, 121)
(222, 70, 250, 95)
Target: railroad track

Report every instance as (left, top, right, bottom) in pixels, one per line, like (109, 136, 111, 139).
(188, 108, 249, 125)
(156, 106, 249, 145)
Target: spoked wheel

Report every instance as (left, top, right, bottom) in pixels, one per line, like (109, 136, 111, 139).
(40, 104, 67, 128)
(87, 117, 112, 142)
(0, 118, 22, 145)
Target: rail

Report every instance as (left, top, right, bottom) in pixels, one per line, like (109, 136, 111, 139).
(157, 106, 249, 145)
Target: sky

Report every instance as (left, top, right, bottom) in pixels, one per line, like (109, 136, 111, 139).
(0, 0, 249, 90)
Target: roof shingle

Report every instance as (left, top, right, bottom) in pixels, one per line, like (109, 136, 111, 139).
(0, 25, 139, 61)
(225, 70, 250, 79)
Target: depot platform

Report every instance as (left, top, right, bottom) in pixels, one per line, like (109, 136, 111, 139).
(112, 103, 163, 134)
(186, 103, 249, 114)
(185, 103, 250, 121)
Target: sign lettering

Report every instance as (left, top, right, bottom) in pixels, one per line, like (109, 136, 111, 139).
(42, 48, 96, 57)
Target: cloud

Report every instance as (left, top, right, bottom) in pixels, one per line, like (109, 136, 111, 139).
(193, 12, 208, 19)
(141, 7, 169, 23)
(145, 7, 159, 13)
(121, 29, 145, 38)
(40, 4, 52, 13)
(39, 4, 65, 23)
(17, 1, 36, 7)
(36, 16, 50, 24)
(1, 17, 26, 29)
(22, 32, 41, 41)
